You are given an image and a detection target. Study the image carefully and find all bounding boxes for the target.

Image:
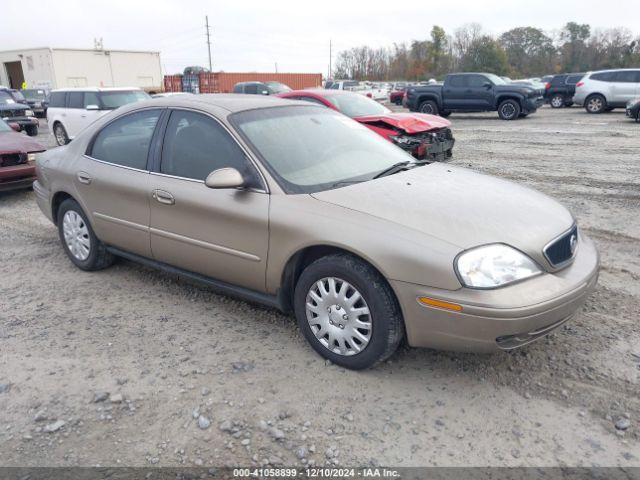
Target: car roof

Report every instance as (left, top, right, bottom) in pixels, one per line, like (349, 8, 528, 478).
(50, 87, 142, 92)
(134, 93, 310, 113)
(282, 89, 352, 98)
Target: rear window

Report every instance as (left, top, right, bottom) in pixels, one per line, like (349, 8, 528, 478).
(22, 89, 46, 100)
(98, 90, 150, 110)
(590, 72, 615, 82)
(566, 75, 584, 84)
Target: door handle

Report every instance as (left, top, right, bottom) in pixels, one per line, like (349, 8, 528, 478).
(152, 189, 175, 205)
(77, 171, 92, 184)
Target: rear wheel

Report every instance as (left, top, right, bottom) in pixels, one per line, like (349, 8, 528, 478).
(585, 94, 606, 114)
(418, 100, 438, 115)
(294, 253, 404, 370)
(57, 199, 114, 271)
(550, 94, 565, 108)
(498, 99, 521, 120)
(53, 122, 69, 146)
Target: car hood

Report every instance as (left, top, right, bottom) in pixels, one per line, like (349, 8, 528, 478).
(0, 103, 28, 112)
(355, 112, 451, 133)
(311, 163, 574, 268)
(0, 131, 45, 154)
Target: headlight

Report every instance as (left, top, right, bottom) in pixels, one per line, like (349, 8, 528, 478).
(455, 244, 541, 289)
(25, 110, 34, 117)
(28, 153, 36, 162)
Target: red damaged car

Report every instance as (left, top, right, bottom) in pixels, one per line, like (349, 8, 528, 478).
(0, 119, 45, 191)
(277, 89, 454, 161)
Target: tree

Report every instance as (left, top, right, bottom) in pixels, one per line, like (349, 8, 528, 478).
(559, 22, 591, 71)
(460, 36, 509, 75)
(500, 27, 556, 77)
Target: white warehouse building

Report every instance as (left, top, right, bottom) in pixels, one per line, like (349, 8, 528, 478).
(0, 47, 163, 92)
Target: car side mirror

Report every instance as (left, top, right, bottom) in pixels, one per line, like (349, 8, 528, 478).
(205, 168, 245, 189)
(483, 82, 492, 89)
(8, 122, 20, 131)
(86, 104, 99, 111)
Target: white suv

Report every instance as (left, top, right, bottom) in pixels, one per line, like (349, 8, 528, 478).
(573, 69, 640, 114)
(46, 87, 150, 145)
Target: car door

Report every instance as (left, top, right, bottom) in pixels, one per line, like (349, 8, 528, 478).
(466, 74, 493, 109)
(610, 71, 638, 105)
(79, 108, 163, 258)
(442, 75, 468, 110)
(149, 108, 269, 292)
(64, 91, 86, 138)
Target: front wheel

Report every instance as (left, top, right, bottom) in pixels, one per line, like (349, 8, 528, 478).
(498, 99, 521, 120)
(53, 122, 70, 146)
(439, 111, 451, 118)
(57, 199, 114, 271)
(25, 125, 38, 136)
(294, 254, 404, 370)
(418, 100, 438, 115)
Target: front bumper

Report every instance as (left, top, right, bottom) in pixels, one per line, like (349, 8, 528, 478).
(1, 117, 39, 130)
(393, 129, 455, 162)
(524, 96, 544, 112)
(392, 234, 599, 353)
(33, 179, 54, 222)
(0, 162, 36, 191)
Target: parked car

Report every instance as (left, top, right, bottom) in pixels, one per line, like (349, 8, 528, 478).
(325, 80, 360, 91)
(277, 89, 454, 161)
(626, 98, 640, 122)
(232, 81, 292, 95)
(544, 73, 585, 108)
(405, 73, 544, 120)
(0, 88, 39, 136)
(33, 94, 599, 369)
(151, 92, 194, 98)
(573, 69, 640, 113)
(21, 88, 49, 117)
(0, 119, 45, 191)
(46, 87, 150, 146)
(389, 86, 408, 105)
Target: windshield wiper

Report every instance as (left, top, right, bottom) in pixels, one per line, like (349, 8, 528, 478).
(373, 161, 413, 179)
(331, 180, 366, 189)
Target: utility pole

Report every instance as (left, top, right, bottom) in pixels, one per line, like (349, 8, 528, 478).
(328, 39, 332, 79)
(205, 15, 212, 71)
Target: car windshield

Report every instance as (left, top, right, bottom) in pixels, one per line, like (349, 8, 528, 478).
(0, 120, 11, 132)
(99, 90, 150, 109)
(12, 91, 26, 102)
(232, 106, 414, 194)
(324, 94, 390, 118)
(266, 82, 292, 94)
(486, 74, 507, 85)
(0, 91, 17, 104)
(22, 89, 46, 100)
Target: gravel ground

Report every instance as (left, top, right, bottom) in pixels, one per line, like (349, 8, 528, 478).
(0, 107, 639, 468)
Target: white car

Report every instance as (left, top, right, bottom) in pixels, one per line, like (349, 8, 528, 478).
(573, 69, 640, 113)
(46, 87, 150, 145)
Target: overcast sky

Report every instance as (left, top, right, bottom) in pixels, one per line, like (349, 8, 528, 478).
(2, 0, 639, 75)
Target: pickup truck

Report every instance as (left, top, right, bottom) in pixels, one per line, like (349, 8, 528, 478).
(405, 73, 544, 120)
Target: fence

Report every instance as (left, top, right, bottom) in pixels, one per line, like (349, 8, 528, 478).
(163, 72, 323, 93)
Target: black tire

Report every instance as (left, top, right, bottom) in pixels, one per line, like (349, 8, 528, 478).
(53, 122, 69, 146)
(585, 94, 606, 114)
(439, 111, 452, 118)
(57, 198, 114, 271)
(550, 94, 565, 108)
(25, 125, 38, 136)
(498, 99, 521, 120)
(605, 106, 615, 112)
(294, 253, 404, 370)
(565, 101, 574, 107)
(418, 100, 438, 115)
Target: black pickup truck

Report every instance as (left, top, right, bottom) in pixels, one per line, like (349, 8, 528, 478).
(405, 73, 544, 120)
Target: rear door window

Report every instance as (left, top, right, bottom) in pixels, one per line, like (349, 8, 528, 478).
(591, 72, 615, 82)
(49, 92, 66, 108)
(68, 92, 84, 108)
(90, 109, 161, 170)
(244, 84, 258, 94)
(448, 75, 467, 88)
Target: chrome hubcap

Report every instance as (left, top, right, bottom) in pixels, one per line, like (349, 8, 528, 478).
(62, 210, 90, 261)
(305, 277, 372, 356)
(55, 126, 66, 145)
(551, 96, 563, 107)
(421, 104, 434, 114)
(588, 98, 602, 112)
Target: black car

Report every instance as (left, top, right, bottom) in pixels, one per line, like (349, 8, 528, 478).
(0, 88, 39, 136)
(626, 98, 640, 122)
(405, 73, 543, 120)
(21, 88, 49, 117)
(544, 73, 585, 108)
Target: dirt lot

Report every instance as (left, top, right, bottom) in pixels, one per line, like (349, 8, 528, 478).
(1, 107, 639, 468)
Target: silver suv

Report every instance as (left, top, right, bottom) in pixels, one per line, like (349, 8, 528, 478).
(573, 69, 640, 113)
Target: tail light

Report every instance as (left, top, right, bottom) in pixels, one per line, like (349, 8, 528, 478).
(576, 82, 584, 88)
(545, 83, 551, 89)
(366, 93, 372, 98)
